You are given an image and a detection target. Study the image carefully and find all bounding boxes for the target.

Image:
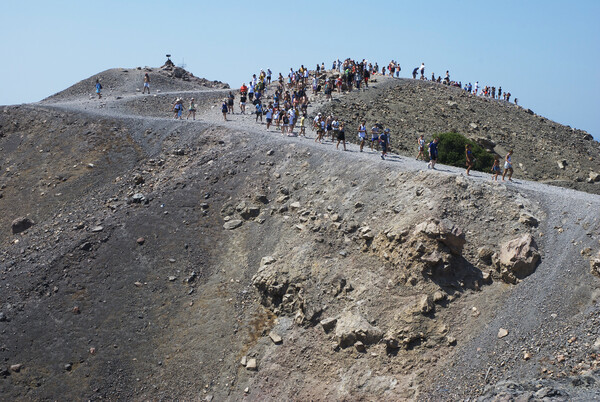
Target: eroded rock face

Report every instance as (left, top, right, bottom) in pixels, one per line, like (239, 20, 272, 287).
(334, 311, 383, 348)
(493, 234, 540, 283)
(252, 258, 305, 315)
(413, 218, 466, 255)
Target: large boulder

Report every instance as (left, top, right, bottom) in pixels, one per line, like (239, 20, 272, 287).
(334, 311, 382, 348)
(493, 234, 540, 283)
(413, 219, 466, 255)
(12, 217, 34, 234)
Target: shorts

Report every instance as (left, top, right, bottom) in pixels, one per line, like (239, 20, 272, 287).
(240, 102, 246, 106)
(189, 108, 196, 112)
(430, 152, 438, 160)
(493, 166, 501, 172)
(228, 99, 234, 106)
(504, 162, 512, 170)
(337, 131, 345, 141)
(358, 133, 366, 139)
(371, 136, 378, 141)
(266, 118, 272, 123)
(144, 83, 150, 88)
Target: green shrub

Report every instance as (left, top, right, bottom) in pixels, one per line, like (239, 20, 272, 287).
(428, 132, 494, 172)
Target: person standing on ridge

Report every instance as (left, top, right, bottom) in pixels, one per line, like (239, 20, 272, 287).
(95, 78, 102, 99)
(502, 150, 514, 181)
(142, 73, 150, 94)
(427, 138, 439, 169)
(186, 98, 196, 120)
(465, 144, 475, 176)
(416, 134, 425, 160)
(419, 63, 425, 80)
(358, 121, 367, 152)
(221, 99, 228, 121)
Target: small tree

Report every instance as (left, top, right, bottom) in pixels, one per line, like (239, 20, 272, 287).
(430, 132, 494, 172)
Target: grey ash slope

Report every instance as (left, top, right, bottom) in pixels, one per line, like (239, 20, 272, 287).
(0, 67, 599, 401)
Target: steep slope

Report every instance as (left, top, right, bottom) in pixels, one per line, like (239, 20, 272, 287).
(0, 68, 599, 401)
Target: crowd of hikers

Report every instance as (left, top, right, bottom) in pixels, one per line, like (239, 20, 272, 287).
(138, 58, 517, 180)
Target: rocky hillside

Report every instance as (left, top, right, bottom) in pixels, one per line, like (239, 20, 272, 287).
(0, 67, 599, 401)
(43, 61, 228, 103)
(315, 76, 600, 194)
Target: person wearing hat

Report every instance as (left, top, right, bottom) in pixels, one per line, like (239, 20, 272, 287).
(173, 98, 183, 119)
(187, 98, 197, 120)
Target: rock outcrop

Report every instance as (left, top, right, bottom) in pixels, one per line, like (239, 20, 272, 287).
(493, 234, 540, 283)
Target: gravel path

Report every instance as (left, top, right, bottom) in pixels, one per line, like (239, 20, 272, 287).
(39, 82, 600, 399)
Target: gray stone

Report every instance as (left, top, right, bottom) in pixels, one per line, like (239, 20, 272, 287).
(498, 328, 509, 338)
(591, 252, 600, 278)
(11, 217, 34, 234)
(418, 295, 434, 314)
(91, 225, 104, 232)
(335, 311, 382, 348)
(320, 317, 338, 333)
(518, 214, 539, 227)
(493, 234, 540, 283)
(413, 219, 466, 255)
(246, 358, 257, 370)
(223, 220, 243, 230)
(269, 332, 282, 344)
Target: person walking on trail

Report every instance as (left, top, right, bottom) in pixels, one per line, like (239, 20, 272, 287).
(416, 134, 426, 160)
(502, 150, 514, 181)
(173, 98, 183, 119)
(491, 156, 501, 181)
(370, 123, 381, 151)
(255, 101, 263, 123)
(265, 104, 273, 130)
(379, 128, 390, 160)
(186, 98, 197, 120)
(336, 122, 347, 151)
(465, 144, 475, 176)
(227, 91, 235, 114)
(142, 73, 150, 94)
(221, 99, 228, 121)
(427, 138, 439, 169)
(358, 121, 367, 152)
(419, 63, 425, 80)
(95, 78, 102, 99)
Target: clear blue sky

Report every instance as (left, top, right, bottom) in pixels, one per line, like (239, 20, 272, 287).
(1, 0, 598, 139)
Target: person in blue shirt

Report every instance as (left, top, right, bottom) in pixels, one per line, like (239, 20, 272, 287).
(255, 102, 263, 123)
(95, 78, 102, 99)
(427, 138, 439, 169)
